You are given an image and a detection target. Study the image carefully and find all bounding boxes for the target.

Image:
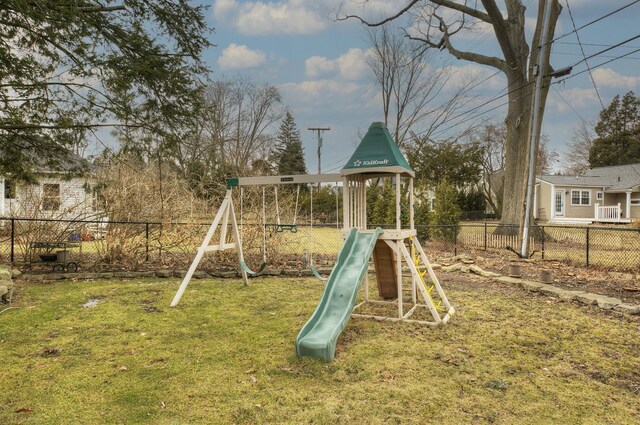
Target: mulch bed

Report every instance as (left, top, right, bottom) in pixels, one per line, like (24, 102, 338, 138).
(432, 248, 640, 304)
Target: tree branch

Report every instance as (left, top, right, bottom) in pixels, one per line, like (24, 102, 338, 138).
(337, 0, 421, 26)
(431, 0, 491, 22)
(481, 0, 518, 68)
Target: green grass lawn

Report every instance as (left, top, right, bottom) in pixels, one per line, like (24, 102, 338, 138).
(1, 276, 639, 424)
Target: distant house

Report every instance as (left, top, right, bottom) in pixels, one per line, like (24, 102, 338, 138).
(0, 156, 98, 221)
(535, 163, 640, 223)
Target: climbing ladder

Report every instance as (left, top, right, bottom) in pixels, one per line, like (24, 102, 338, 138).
(352, 233, 454, 326)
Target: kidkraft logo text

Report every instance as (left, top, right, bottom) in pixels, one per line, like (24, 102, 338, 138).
(352, 159, 389, 167)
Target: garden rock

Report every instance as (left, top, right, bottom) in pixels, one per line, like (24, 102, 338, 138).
(11, 268, 21, 278)
(193, 271, 208, 279)
(558, 291, 586, 301)
(575, 293, 601, 305)
(596, 296, 622, 310)
(613, 303, 640, 315)
(520, 281, 546, 292)
(538, 285, 569, 297)
(156, 270, 172, 278)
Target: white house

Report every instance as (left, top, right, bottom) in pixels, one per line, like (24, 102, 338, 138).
(1, 164, 98, 221)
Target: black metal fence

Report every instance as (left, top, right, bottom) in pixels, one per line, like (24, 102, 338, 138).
(1, 217, 639, 272)
(417, 223, 640, 271)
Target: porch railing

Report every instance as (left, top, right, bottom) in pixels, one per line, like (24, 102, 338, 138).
(594, 203, 621, 222)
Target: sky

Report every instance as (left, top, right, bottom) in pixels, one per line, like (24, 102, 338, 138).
(202, 0, 640, 174)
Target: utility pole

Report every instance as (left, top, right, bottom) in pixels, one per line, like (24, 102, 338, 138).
(521, 0, 554, 258)
(308, 127, 330, 189)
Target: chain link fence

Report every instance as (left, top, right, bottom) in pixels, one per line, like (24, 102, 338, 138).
(419, 223, 640, 271)
(1, 218, 639, 272)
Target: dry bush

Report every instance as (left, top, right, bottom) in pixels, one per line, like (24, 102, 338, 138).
(94, 163, 211, 268)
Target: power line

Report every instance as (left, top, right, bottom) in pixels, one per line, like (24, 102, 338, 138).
(551, 86, 589, 125)
(550, 0, 640, 44)
(563, 34, 640, 69)
(552, 51, 640, 60)
(552, 45, 640, 85)
(556, 41, 640, 50)
(565, 0, 605, 110)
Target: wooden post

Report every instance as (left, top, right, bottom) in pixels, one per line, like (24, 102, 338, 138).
(395, 173, 401, 230)
(409, 178, 414, 230)
(342, 177, 349, 230)
(395, 241, 403, 318)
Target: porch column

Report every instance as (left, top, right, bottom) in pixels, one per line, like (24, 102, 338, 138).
(626, 191, 632, 220)
(550, 184, 555, 220)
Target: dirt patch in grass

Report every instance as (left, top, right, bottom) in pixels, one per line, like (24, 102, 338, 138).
(1, 276, 639, 424)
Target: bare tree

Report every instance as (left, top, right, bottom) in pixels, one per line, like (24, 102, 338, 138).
(469, 123, 507, 216)
(536, 136, 559, 175)
(470, 122, 557, 216)
(367, 24, 477, 149)
(564, 121, 595, 175)
(166, 78, 284, 198)
(343, 0, 563, 234)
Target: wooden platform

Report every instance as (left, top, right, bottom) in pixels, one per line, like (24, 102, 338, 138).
(372, 240, 397, 299)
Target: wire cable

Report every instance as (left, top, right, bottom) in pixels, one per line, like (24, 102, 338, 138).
(550, 0, 640, 44)
(565, 0, 605, 110)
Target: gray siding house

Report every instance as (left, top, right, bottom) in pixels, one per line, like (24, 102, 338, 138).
(535, 163, 640, 223)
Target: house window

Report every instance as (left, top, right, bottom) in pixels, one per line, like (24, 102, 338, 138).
(571, 189, 590, 206)
(4, 179, 15, 199)
(631, 199, 640, 206)
(596, 191, 603, 201)
(43, 184, 61, 211)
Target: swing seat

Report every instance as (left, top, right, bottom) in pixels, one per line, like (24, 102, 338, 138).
(274, 224, 297, 233)
(310, 259, 328, 281)
(240, 261, 267, 276)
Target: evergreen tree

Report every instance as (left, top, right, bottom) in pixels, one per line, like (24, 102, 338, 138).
(1, 1, 210, 183)
(271, 111, 307, 175)
(432, 179, 461, 242)
(589, 92, 640, 167)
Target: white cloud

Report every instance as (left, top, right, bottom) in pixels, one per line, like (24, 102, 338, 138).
(305, 56, 336, 79)
(214, 0, 237, 20)
(305, 48, 371, 80)
(280, 79, 364, 104)
(548, 87, 597, 112)
(592, 68, 640, 90)
(214, 0, 327, 35)
(217, 44, 266, 70)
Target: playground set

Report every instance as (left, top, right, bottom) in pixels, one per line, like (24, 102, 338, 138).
(170, 122, 454, 362)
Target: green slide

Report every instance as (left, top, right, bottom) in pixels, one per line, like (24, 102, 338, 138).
(296, 227, 383, 362)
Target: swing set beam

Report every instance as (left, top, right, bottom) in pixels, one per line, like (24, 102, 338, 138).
(228, 173, 341, 187)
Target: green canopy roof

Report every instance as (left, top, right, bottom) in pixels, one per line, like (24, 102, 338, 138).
(341, 122, 414, 177)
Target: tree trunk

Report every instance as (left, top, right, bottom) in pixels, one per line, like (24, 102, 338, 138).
(500, 80, 533, 228)
(499, 0, 561, 236)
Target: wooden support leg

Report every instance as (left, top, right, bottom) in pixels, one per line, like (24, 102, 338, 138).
(395, 241, 403, 319)
(171, 195, 230, 306)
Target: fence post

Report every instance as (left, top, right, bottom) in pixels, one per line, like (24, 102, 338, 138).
(541, 226, 545, 259)
(454, 224, 458, 256)
(586, 226, 590, 268)
(484, 222, 487, 251)
(10, 218, 15, 263)
(145, 222, 150, 262)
